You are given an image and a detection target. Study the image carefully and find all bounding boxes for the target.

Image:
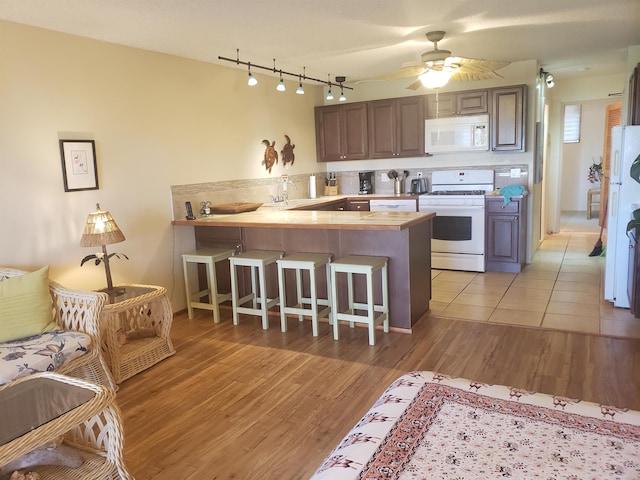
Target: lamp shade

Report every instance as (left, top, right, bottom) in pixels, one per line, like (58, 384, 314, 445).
(419, 69, 453, 89)
(80, 203, 125, 247)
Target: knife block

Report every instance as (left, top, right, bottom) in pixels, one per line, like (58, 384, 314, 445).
(324, 184, 339, 196)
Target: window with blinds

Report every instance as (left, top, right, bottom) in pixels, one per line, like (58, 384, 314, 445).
(563, 104, 581, 143)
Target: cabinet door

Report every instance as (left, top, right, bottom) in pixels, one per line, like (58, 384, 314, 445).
(457, 90, 489, 115)
(396, 96, 425, 157)
(491, 86, 526, 151)
(315, 105, 343, 162)
(486, 214, 519, 265)
(315, 103, 368, 162)
(342, 103, 369, 160)
(368, 99, 396, 158)
(426, 93, 455, 118)
(369, 97, 424, 158)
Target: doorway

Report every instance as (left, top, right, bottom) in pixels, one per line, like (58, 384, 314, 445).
(558, 99, 621, 233)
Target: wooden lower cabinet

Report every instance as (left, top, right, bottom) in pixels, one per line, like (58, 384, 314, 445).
(485, 196, 527, 272)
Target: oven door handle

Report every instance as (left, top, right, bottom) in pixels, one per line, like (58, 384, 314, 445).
(421, 204, 485, 211)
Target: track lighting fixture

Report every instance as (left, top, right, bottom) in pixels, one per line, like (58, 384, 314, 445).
(539, 68, 554, 88)
(218, 50, 353, 96)
(296, 68, 305, 95)
(336, 76, 347, 102)
(276, 70, 286, 92)
(247, 62, 258, 86)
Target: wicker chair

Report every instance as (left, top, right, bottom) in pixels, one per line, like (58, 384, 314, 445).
(0, 267, 115, 390)
(0, 372, 133, 479)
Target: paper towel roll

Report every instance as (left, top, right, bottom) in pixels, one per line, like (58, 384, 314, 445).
(309, 175, 316, 199)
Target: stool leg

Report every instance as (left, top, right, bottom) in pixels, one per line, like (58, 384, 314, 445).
(258, 264, 269, 329)
(331, 268, 340, 341)
(230, 261, 240, 326)
(366, 270, 376, 346)
(347, 272, 355, 329)
(325, 263, 333, 326)
(295, 268, 304, 322)
(182, 257, 194, 320)
(278, 263, 288, 333)
(205, 260, 221, 323)
(250, 265, 258, 309)
(309, 267, 319, 337)
(382, 262, 389, 333)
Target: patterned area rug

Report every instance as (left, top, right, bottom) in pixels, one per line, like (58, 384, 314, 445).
(311, 371, 640, 480)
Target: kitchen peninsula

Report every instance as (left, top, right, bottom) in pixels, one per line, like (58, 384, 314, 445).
(173, 207, 435, 331)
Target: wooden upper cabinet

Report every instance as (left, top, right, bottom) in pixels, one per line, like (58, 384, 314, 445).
(368, 96, 424, 158)
(491, 85, 526, 152)
(425, 89, 488, 118)
(315, 103, 368, 162)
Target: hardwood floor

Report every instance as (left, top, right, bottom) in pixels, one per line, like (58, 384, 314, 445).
(115, 309, 640, 480)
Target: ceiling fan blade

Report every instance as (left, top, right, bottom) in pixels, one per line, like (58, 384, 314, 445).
(356, 64, 426, 83)
(406, 78, 424, 90)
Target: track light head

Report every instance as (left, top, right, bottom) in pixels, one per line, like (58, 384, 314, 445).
(539, 68, 554, 88)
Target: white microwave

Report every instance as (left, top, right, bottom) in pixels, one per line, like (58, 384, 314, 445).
(425, 114, 489, 153)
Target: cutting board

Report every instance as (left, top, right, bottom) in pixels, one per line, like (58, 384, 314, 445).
(210, 202, 262, 214)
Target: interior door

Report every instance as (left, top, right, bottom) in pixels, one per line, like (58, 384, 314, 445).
(601, 101, 622, 226)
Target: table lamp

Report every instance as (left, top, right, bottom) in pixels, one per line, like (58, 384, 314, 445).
(80, 203, 127, 293)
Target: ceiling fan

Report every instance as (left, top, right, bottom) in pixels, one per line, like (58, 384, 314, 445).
(360, 31, 510, 90)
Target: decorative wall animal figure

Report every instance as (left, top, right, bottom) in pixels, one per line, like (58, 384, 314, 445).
(281, 134, 295, 166)
(262, 139, 278, 173)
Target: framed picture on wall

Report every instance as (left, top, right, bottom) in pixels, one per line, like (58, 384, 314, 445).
(59, 140, 99, 192)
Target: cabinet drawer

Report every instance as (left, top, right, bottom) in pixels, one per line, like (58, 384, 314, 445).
(486, 198, 520, 214)
(346, 200, 370, 211)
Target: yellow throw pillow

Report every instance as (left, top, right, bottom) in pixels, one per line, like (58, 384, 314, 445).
(0, 266, 60, 343)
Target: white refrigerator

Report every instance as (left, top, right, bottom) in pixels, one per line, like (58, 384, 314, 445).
(604, 125, 640, 308)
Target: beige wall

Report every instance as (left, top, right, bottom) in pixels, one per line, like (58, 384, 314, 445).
(0, 21, 322, 307)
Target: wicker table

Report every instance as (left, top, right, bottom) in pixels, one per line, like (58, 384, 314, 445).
(100, 284, 175, 384)
(0, 372, 132, 479)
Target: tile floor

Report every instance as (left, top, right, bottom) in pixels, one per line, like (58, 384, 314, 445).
(430, 217, 640, 339)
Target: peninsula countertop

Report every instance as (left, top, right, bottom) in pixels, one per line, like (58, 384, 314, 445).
(172, 209, 435, 231)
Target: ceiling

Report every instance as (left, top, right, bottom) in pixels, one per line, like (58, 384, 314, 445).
(2, 0, 639, 87)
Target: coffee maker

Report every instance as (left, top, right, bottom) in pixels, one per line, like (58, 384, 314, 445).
(359, 171, 374, 195)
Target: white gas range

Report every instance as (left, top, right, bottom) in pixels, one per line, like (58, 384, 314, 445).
(419, 170, 494, 272)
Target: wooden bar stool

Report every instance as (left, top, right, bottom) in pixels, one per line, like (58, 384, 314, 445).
(587, 188, 600, 219)
(330, 255, 389, 346)
(182, 248, 235, 323)
(277, 253, 332, 337)
(229, 250, 284, 329)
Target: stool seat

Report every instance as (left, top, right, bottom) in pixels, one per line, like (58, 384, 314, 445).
(182, 248, 235, 323)
(230, 250, 283, 329)
(277, 253, 332, 337)
(330, 255, 389, 346)
(587, 188, 601, 220)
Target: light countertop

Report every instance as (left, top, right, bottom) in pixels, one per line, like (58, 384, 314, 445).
(173, 208, 435, 231)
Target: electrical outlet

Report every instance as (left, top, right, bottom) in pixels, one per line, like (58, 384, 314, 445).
(381, 173, 389, 182)
(417, 172, 423, 178)
(510, 168, 521, 178)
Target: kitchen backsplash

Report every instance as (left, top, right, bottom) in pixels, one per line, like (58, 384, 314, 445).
(170, 165, 528, 220)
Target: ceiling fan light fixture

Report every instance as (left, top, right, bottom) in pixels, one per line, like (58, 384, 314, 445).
(419, 69, 452, 89)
